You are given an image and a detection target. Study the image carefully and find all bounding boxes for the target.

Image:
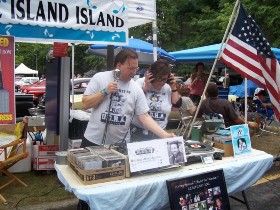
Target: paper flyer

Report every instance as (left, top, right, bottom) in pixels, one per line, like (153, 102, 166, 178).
(127, 137, 186, 173)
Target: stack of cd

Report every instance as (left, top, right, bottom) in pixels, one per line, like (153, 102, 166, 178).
(68, 146, 126, 170)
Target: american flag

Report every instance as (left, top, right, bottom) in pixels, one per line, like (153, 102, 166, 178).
(220, 3, 280, 122)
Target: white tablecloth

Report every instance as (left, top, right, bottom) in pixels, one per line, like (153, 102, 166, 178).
(55, 149, 273, 210)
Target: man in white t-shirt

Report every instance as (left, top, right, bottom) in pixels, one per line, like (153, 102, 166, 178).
(180, 97, 196, 117)
(81, 49, 175, 147)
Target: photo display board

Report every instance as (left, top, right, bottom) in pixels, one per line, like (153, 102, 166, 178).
(166, 169, 230, 210)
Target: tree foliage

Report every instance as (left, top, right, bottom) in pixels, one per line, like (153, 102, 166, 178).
(14, 0, 280, 77)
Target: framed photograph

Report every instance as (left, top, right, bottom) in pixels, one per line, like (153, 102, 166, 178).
(166, 169, 230, 210)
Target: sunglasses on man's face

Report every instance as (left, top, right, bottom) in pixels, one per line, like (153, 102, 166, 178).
(154, 77, 169, 83)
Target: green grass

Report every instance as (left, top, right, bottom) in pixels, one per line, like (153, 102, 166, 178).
(0, 170, 75, 209)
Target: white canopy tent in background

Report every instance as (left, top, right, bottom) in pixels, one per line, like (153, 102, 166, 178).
(15, 63, 38, 76)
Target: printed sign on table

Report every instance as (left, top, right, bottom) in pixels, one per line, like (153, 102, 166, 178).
(230, 124, 252, 157)
(127, 137, 186, 173)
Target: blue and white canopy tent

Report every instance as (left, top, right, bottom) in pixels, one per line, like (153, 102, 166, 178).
(87, 38, 175, 64)
(170, 43, 280, 66)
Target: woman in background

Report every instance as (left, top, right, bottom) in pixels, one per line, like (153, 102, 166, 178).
(189, 62, 207, 106)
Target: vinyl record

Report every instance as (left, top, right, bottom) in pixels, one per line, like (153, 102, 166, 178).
(185, 142, 214, 152)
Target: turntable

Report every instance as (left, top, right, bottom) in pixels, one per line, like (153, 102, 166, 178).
(184, 140, 224, 164)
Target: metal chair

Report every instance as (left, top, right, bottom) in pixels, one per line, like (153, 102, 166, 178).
(174, 110, 193, 139)
(254, 112, 279, 137)
(0, 138, 29, 204)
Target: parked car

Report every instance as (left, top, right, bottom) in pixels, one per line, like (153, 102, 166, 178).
(15, 77, 39, 92)
(15, 93, 34, 121)
(70, 78, 90, 94)
(69, 78, 91, 109)
(20, 79, 46, 105)
(20, 77, 90, 107)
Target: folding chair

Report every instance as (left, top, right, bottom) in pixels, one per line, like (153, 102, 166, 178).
(175, 110, 193, 139)
(254, 112, 279, 137)
(0, 138, 29, 204)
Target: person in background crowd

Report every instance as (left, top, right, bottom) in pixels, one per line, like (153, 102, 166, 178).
(180, 97, 196, 119)
(81, 49, 175, 147)
(197, 82, 258, 129)
(223, 73, 230, 88)
(253, 89, 274, 124)
(130, 59, 181, 141)
(189, 62, 207, 106)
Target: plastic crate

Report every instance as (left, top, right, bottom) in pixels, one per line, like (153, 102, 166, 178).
(69, 118, 89, 139)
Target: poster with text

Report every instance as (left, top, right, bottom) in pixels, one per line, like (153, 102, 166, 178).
(166, 169, 230, 210)
(230, 124, 252, 157)
(0, 35, 15, 124)
(127, 137, 186, 173)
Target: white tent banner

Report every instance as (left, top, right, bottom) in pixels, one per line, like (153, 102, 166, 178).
(0, 0, 132, 44)
(15, 63, 38, 75)
(0, 0, 156, 44)
(125, 0, 156, 28)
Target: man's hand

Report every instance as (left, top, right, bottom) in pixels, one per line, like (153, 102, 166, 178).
(106, 81, 118, 95)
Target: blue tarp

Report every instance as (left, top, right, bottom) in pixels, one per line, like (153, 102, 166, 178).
(170, 43, 280, 65)
(87, 38, 175, 64)
(229, 80, 260, 98)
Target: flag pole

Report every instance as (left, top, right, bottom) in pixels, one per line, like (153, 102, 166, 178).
(186, 0, 241, 139)
(152, 0, 157, 62)
(244, 78, 248, 123)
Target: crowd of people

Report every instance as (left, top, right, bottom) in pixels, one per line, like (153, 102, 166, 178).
(77, 48, 273, 209)
(81, 48, 271, 149)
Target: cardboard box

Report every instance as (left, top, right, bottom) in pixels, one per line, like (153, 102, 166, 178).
(33, 145, 59, 157)
(68, 157, 125, 185)
(213, 141, 233, 157)
(111, 149, 130, 178)
(33, 156, 56, 170)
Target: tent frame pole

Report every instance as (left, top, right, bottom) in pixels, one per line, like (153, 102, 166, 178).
(187, 0, 241, 138)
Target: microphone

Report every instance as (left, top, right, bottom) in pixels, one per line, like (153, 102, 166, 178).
(114, 69, 121, 81)
(102, 68, 121, 145)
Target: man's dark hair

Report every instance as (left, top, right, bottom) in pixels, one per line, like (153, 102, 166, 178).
(195, 62, 205, 72)
(114, 49, 138, 67)
(256, 89, 267, 97)
(206, 82, 219, 97)
(150, 59, 171, 78)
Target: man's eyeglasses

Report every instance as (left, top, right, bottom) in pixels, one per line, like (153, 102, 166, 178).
(128, 67, 139, 71)
(154, 77, 169, 83)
